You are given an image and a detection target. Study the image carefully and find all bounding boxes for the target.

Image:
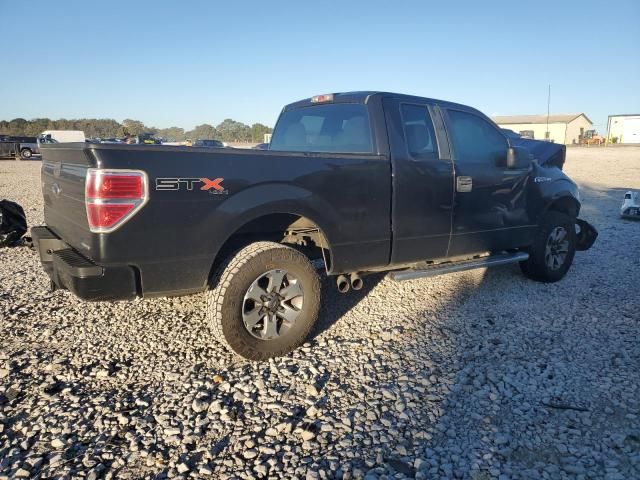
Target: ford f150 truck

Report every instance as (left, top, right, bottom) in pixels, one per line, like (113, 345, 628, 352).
(33, 92, 597, 360)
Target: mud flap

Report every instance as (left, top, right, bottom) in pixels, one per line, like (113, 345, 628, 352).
(575, 219, 598, 251)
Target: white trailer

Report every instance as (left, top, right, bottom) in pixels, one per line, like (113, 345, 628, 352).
(39, 130, 86, 143)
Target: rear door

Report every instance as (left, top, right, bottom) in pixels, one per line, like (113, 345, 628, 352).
(443, 108, 532, 256)
(383, 98, 454, 263)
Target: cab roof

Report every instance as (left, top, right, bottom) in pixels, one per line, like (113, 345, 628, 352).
(283, 91, 475, 113)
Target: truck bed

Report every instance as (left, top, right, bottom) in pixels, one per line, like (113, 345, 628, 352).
(39, 143, 392, 296)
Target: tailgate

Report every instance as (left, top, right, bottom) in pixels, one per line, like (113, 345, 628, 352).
(41, 144, 94, 256)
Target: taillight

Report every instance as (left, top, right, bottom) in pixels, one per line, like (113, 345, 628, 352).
(85, 169, 148, 232)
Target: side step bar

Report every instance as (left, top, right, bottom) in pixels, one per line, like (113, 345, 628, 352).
(387, 251, 529, 282)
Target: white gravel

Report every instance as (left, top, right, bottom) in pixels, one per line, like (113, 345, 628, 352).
(1, 147, 639, 479)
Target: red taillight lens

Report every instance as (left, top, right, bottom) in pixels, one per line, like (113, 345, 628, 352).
(86, 172, 144, 199)
(85, 169, 147, 232)
(86, 203, 136, 229)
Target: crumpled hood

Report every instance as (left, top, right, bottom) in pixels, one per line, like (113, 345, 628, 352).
(502, 130, 567, 169)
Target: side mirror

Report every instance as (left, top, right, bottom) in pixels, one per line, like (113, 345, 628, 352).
(506, 146, 532, 169)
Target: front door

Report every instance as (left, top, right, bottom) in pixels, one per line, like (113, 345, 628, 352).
(444, 109, 532, 256)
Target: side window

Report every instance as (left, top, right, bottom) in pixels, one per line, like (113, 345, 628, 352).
(448, 110, 508, 165)
(400, 104, 438, 159)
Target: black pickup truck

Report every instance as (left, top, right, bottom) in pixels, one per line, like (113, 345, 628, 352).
(33, 92, 597, 360)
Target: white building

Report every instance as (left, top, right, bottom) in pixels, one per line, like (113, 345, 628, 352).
(607, 114, 640, 144)
(492, 114, 593, 145)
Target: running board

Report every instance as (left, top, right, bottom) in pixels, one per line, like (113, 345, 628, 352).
(387, 251, 529, 282)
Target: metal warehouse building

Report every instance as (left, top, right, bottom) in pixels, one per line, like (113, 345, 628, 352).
(607, 114, 640, 144)
(492, 114, 592, 145)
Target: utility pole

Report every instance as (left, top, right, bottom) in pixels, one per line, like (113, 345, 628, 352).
(546, 84, 551, 141)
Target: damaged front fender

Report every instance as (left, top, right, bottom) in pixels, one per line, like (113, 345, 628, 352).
(575, 219, 598, 251)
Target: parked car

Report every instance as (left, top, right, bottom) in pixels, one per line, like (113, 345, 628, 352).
(253, 142, 270, 150)
(136, 133, 162, 145)
(33, 91, 597, 360)
(193, 139, 225, 148)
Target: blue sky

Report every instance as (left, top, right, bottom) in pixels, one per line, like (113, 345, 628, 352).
(1, 0, 638, 132)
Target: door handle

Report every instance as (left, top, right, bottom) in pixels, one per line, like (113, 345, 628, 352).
(456, 176, 473, 192)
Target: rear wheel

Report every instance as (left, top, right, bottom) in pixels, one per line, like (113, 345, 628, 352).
(20, 148, 32, 160)
(520, 211, 576, 282)
(207, 242, 321, 360)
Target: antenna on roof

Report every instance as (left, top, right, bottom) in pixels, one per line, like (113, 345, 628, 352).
(546, 84, 551, 141)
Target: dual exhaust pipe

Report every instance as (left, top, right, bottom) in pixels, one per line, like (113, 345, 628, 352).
(336, 273, 363, 293)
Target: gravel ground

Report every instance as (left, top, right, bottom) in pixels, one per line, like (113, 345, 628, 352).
(1, 147, 639, 479)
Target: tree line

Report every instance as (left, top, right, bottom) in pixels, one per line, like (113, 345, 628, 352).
(0, 117, 272, 143)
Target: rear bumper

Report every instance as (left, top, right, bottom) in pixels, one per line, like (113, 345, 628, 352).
(31, 226, 138, 301)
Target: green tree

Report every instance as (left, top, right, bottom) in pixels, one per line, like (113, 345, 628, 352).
(250, 123, 272, 143)
(216, 118, 251, 142)
(1, 117, 272, 142)
(6, 118, 28, 136)
(187, 123, 218, 141)
(122, 119, 146, 136)
(155, 127, 185, 142)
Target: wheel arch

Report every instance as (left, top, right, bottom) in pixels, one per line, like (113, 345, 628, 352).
(545, 194, 581, 220)
(209, 211, 334, 281)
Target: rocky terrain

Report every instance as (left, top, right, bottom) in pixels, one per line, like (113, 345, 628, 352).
(1, 147, 639, 479)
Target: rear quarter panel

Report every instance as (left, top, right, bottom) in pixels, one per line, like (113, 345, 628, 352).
(80, 145, 391, 294)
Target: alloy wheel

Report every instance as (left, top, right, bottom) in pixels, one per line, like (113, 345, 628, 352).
(544, 226, 569, 271)
(242, 269, 304, 340)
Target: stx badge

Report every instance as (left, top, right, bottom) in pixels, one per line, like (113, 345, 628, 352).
(155, 177, 228, 194)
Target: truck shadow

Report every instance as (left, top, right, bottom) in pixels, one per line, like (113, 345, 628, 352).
(311, 272, 386, 339)
(312, 182, 634, 476)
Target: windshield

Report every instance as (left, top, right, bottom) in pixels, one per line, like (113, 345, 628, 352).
(270, 103, 374, 154)
(38, 135, 58, 144)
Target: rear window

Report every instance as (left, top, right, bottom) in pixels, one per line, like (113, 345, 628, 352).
(270, 103, 374, 154)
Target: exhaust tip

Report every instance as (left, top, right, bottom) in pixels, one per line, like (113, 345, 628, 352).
(336, 275, 350, 293)
(350, 274, 363, 291)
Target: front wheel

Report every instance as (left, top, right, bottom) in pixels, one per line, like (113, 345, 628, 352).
(20, 148, 32, 160)
(207, 242, 321, 360)
(520, 211, 576, 282)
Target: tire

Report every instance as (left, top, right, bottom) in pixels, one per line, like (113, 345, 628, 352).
(520, 211, 576, 282)
(20, 149, 32, 160)
(207, 241, 321, 360)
